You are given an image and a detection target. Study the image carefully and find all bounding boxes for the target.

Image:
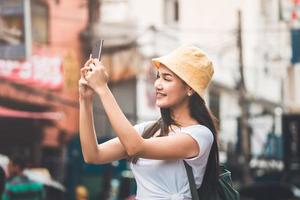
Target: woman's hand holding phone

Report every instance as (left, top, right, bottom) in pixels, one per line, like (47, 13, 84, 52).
(82, 40, 109, 94)
(84, 58, 109, 93)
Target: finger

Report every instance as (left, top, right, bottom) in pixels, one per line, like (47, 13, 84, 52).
(93, 59, 102, 68)
(81, 70, 91, 79)
(88, 63, 96, 70)
(80, 67, 86, 73)
(80, 68, 85, 78)
(104, 70, 109, 79)
(85, 72, 92, 81)
(92, 60, 105, 72)
(81, 66, 91, 78)
(89, 54, 92, 59)
(80, 77, 86, 81)
(84, 59, 94, 68)
(79, 78, 88, 85)
(81, 66, 91, 71)
(79, 82, 87, 87)
(80, 67, 86, 77)
(84, 60, 93, 68)
(84, 58, 92, 66)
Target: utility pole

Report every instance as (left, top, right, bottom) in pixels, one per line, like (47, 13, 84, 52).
(24, 0, 32, 59)
(88, 0, 100, 39)
(237, 10, 252, 184)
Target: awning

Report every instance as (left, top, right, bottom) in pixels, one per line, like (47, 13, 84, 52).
(0, 106, 64, 120)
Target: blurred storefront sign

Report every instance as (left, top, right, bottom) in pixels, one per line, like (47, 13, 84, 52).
(250, 158, 284, 171)
(0, 55, 63, 89)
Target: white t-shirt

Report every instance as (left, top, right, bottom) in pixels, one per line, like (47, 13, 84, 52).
(130, 121, 214, 200)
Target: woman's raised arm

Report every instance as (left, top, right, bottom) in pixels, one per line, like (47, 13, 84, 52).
(79, 60, 128, 164)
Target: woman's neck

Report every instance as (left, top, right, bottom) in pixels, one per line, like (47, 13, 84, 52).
(170, 102, 198, 127)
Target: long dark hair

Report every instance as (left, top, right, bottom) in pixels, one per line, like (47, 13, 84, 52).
(130, 92, 220, 190)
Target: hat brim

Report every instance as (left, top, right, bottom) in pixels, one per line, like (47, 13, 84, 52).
(152, 57, 166, 69)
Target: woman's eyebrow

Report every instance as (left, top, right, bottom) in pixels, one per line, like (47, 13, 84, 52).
(160, 72, 173, 77)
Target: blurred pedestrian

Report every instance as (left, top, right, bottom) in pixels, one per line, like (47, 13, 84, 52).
(2, 154, 45, 200)
(0, 166, 5, 197)
(79, 45, 220, 199)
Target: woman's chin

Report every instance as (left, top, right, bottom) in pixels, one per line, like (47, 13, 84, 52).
(156, 101, 169, 108)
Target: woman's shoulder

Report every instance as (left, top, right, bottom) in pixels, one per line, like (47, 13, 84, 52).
(181, 124, 214, 140)
(181, 124, 211, 131)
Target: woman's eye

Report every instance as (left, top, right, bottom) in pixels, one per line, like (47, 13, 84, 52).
(164, 76, 171, 81)
(156, 73, 171, 81)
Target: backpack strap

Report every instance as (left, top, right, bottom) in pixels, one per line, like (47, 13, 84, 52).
(183, 160, 200, 200)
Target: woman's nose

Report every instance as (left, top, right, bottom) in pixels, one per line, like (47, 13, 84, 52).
(154, 79, 162, 90)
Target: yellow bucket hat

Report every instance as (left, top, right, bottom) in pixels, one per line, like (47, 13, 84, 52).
(152, 45, 214, 98)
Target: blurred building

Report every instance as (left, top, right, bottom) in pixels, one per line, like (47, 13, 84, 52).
(0, 0, 87, 180)
(50, 0, 300, 198)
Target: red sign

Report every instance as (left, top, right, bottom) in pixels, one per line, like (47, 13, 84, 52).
(0, 55, 63, 89)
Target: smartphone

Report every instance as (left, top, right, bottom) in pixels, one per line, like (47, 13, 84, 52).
(91, 40, 104, 60)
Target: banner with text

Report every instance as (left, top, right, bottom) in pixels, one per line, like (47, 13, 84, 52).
(0, 55, 63, 89)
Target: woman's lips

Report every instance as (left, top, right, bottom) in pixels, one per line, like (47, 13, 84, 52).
(156, 92, 166, 98)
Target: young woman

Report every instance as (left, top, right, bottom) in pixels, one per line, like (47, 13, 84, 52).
(79, 45, 219, 200)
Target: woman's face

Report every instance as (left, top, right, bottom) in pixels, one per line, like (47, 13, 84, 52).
(154, 64, 191, 108)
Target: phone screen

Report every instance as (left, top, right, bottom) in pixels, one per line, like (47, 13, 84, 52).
(91, 40, 104, 60)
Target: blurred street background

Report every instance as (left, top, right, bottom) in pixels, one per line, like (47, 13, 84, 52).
(0, 0, 300, 199)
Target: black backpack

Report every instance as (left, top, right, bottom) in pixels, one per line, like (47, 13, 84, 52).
(184, 161, 240, 200)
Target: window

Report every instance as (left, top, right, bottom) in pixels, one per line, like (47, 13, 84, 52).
(31, 0, 48, 44)
(164, 0, 179, 25)
(0, 0, 24, 45)
(0, 0, 25, 59)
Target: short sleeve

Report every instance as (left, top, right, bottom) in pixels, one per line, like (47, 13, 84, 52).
(133, 121, 156, 135)
(181, 125, 214, 161)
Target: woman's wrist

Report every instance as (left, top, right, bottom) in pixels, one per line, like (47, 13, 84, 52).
(95, 84, 109, 97)
(79, 96, 93, 104)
